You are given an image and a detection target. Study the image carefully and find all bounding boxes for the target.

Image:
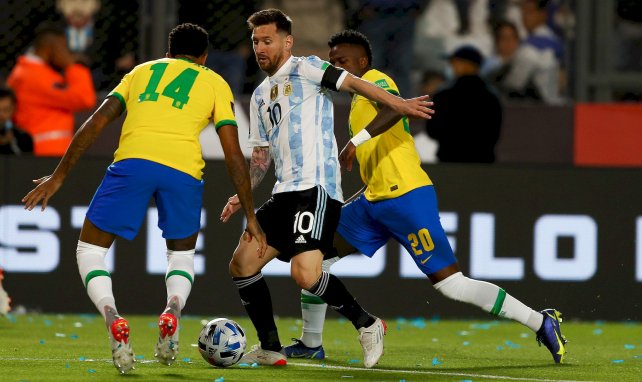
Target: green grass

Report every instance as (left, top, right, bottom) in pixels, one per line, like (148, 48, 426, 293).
(0, 314, 639, 381)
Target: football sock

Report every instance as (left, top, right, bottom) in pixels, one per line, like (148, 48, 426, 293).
(76, 240, 116, 320)
(165, 249, 195, 311)
(299, 257, 337, 347)
(299, 290, 326, 347)
(308, 271, 374, 330)
(434, 272, 544, 332)
(233, 273, 281, 351)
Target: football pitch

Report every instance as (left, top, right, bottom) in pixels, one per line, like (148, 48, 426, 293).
(0, 314, 639, 382)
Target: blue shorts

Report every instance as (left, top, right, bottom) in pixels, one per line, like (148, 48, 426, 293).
(337, 185, 457, 275)
(86, 159, 204, 240)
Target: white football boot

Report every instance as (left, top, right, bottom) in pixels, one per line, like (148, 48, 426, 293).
(239, 344, 287, 366)
(358, 317, 387, 368)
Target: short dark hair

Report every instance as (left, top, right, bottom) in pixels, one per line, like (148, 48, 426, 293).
(33, 23, 65, 49)
(0, 87, 16, 104)
(525, 0, 550, 10)
(493, 20, 519, 41)
(327, 30, 373, 67)
(247, 9, 292, 34)
(168, 23, 209, 57)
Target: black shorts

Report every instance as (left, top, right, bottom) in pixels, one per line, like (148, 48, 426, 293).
(256, 186, 341, 262)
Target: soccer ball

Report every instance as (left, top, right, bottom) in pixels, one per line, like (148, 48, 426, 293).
(197, 318, 247, 367)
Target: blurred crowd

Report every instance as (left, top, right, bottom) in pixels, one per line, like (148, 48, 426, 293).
(1, 0, 641, 158)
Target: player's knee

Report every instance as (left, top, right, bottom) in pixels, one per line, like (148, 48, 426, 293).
(292, 268, 319, 290)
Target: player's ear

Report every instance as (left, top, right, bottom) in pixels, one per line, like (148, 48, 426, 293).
(359, 57, 368, 70)
(284, 35, 293, 50)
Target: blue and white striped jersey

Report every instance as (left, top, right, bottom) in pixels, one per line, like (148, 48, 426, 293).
(248, 56, 348, 202)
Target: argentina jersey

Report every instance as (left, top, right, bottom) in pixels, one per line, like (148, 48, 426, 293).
(248, 56, 347, 202)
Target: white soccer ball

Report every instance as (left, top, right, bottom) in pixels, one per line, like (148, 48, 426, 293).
(198, 318, 247, 367)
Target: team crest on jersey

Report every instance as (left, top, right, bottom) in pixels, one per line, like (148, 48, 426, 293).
(270, 84, 278, 101)
(283, 82, 292, 96)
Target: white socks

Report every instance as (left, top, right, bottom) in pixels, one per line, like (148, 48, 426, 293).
(299, 257, 339, 347)
(434, 272, 543, 332)
(77, 240, 115, 319)
(165, 249, 195, 311)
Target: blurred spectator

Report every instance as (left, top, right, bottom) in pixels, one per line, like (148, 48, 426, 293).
(7, 25, 96, 157)
(501, 0, 563, 103)
(178, 0, 260, 94)
(56, 0, 138, 91)
(615, 0, 642, 72)
(357, 0, 426, 96)
(420, 69, 446, 96)
(0, 267, 10, 316)
(426, 46, 502, 163)
(482, 20, 521, 96)
(0, 87, 33, 155)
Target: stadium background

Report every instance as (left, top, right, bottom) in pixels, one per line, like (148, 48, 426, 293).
(1, 0, 641, 321)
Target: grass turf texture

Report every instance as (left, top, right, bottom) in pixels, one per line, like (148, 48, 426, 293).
(0, 314, 639, 381)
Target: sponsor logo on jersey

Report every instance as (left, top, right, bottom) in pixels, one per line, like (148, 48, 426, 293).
(295, 235, 307, 244)
(375, 79, 390, 89)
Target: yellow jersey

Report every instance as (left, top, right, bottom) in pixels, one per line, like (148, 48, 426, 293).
(110, 58, 237, 179)
(349, 69, 431, 201)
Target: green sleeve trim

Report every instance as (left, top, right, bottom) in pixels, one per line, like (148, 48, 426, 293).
(166, 270, 194, 285)
(490, 288, 507, 316)
(322, 62, 329, 70)
(85, 270, 111, 288)
(214, 119, 238, 131)
(386, 89, 400, 96)
(109, 92, 126, 114)
(301, 293, 325, 305)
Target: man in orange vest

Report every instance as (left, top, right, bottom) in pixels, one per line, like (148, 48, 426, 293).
(7, 24, 96, 156)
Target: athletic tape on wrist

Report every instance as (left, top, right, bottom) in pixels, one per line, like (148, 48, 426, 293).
(350, 129, 372, 147)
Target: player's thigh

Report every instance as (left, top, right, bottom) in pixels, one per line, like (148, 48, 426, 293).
(86, 159, 157, 241)
(155, 166, 204, 240)
(378, 186, 457, 275)
(336, 194, 390, 258)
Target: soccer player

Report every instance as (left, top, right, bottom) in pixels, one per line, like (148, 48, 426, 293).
(284, 30, 567, 364)
(219, 9, 433, 368)
(22, 23, 266, 374)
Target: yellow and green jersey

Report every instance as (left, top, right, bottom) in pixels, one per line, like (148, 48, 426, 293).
(349, 69, 431, 201)
(110, 58, 237, 179)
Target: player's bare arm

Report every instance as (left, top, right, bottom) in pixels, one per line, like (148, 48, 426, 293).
(339, 105, 403, 171)
(339, 74, 434, 120)
(22, 96, 122, 211)
(218, 125, 267, 256)
(220, 146, 271, 223)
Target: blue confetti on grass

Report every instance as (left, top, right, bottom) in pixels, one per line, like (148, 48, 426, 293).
(135, 355, 145, 359)
(215, 378, 224, 382)
(7, 314, 17, 324)
(87, 369, 96, 373)
(431, 357, 442, 366)
(237, 363, 250, 367)
(505, 341, 521, 349)
(65, 363, 70, 369)
(461, 380, 474, 382)
(39, 339, 45, 345)
(348, 359, 360, 364)
(593, 329, 603, 335)
(463, 341, 470, 346)
(496, 346, 504, 351)
(595, 320, 605, 326)
(251, 363, 258, 368)
(611, 360, 624, 364)
(44, 319, 53, 327)
(182, 357, 191, 362)
(633, 355, 642, 359)
(69, 334, 79, 340)
(411, 318, 426, 329)
(396, 317, 408, 324)
(624, 344, 635, 350)
(79, 357, 87, 361)
(470, 323, 492, 330)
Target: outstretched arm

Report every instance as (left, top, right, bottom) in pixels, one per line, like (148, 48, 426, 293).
(22, 96, 122, 211)
(339, 74, 434, 119)
(218, 126, 267, 257)
(220, 146, 271, 223)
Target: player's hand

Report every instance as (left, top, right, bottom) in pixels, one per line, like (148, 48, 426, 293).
(339, 141, 357, 171)
(21, 175, 63, 211)
(220, 194, 241, 222)
(396, 95, 434, 120)
(243, 217, 267, 258)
